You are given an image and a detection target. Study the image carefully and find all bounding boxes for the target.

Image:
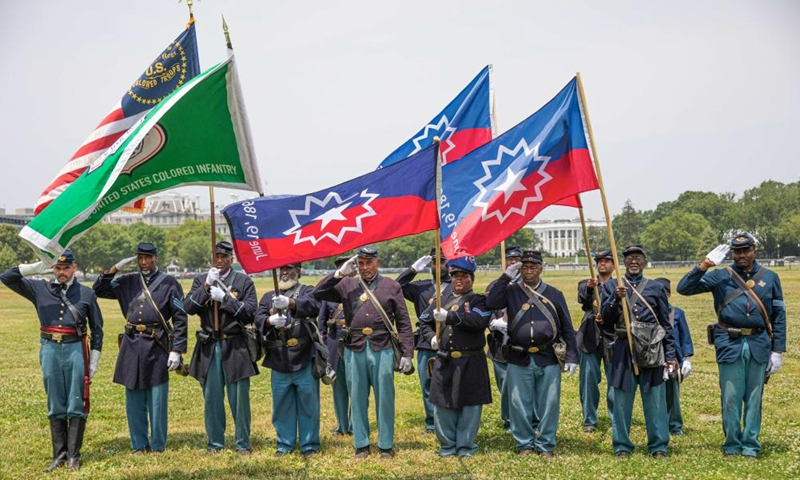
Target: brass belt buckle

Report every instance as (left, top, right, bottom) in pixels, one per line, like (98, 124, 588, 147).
(135, 324, 147, 332)
(450, 351, 462, 359)
(528, 346, 539, 353)
(741, 328, 752, 335)
(221, 333, 229, 340)
(51, 333, 63, 343)
(286, 338, 299, 347)
(337, 319, 346, 326)
(362, 327, 374, 335)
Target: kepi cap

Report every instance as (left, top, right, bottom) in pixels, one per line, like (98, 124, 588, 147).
(446, 256, 477, 276)
(357, 246, 379, 259)
(730, 233, 756, 250)
(334, 256, 351, 268)
(215, 241, 234, 256)
(594, 249, 614, 262)
(622, 245, 646, 257)
(654, 277, 671, 294)
(505, 246, 522, 258)
(137, 242, 158, 256)
(520, 250, 543, 264)
(54, 249, 75, 265)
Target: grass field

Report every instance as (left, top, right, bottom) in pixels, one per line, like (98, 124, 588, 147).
(1, 267, 798, 479)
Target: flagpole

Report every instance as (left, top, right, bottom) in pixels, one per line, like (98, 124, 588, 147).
(577, 200, 602, 310)
(488, 65, 508, 271)
(433, 138, 443, 343)
(575, 72, 638, 375)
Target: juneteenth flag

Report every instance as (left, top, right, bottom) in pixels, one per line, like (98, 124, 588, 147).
(33, 21, 201, 216)
(439, 77, 599, 259)
(224, 146, 439, 273)
(378, 66, 493, 168)
(20, 54, 263, 258)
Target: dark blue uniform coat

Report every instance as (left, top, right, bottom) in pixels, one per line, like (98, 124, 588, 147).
(395, 268, 451, 350)
(94, 270, 187, 390)
(185, 270, 259, 384)
(255, 284, 321, 374)
(418, 290, 492, 408)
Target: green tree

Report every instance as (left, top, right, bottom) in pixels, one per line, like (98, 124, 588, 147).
(475, 228, 537, 266)
(776, 214, 800, 257)
(585, 225, 610, 254)
(178, 235, 212, 270)
(128, 222, 169, 260)
(647, 191, 737, 242)
(71, 223, 135, 273)
(612, 199, 642, 248)
(738, 181, 800, 257)
(0, 224, 36, 266)
(640, 211, 717, 261)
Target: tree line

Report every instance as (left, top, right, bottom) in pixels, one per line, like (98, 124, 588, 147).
(1, 179, 797, 271)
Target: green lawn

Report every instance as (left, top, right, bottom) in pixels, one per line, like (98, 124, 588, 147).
(1, 267, 798, 479)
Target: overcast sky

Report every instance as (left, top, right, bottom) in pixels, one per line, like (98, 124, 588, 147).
(2, 1, 799, 222)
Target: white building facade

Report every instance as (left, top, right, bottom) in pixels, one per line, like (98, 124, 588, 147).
(525, 218, 606, 258)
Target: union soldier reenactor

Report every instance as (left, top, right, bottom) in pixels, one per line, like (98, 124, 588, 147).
(313, 246, 415, 459)
(677, 233, 785, 459)
(2, 250, 103, 471)
(576, 249, 616, 433)
(486, 250, 579, 459)
(317, 256, 353, 436)
(485, 245, 522, 432)
(255, 262, 322, 458)
(93, 242, 188, 454)
(395, 247, 451, 434)
(600, 245, 675, 459)
(185, 241, 259, 455)
(418, 256, 491, 457)
(653, 277, 694, 436)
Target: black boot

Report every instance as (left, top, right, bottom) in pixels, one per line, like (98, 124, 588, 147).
(45, 418, 68, 472)
(66, 417, 86, 470)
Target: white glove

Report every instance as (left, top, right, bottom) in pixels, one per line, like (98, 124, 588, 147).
(209, 285, 226, 302)
(564, 362, 578, 377)
(335, 255, 358, 278)
(489, 318, 507, 334)
(167, 352, 182, 371)
(399, 356, 413, 373)
(206, 267, 220, 286)
(89, 350, 101, 379)
(18, 261, 50, 277)
(272, 294, 290, 310)
(681, 359, 692, 379)
(114, 256, 137, 271)
(505, 262, 522, 278)
(705, 244, 730, 266)
(430, 336, 439, 350)
(766, 351, 782, 376)
(411, 255, 433, 272)
(433, 308, 448, 323)
(269, 313, 287, 328)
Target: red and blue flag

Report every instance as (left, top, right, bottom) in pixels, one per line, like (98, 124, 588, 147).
(439, 77, 599, 259)
(225, 146, 440, 273)
(378, 66, 493, 168)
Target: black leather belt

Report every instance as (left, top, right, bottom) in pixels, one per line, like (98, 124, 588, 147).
(717, 322, 764, 336)
(125, 323, 161, 335)
(439, 349, 484, 359)
(41, 332, 81, 343)
(350, 325, 387, 336)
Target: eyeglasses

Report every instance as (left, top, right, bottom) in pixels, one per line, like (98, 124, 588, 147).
(626, 254, 646, 263)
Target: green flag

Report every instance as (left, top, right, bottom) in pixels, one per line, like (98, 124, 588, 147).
(21, 54, 263, 258)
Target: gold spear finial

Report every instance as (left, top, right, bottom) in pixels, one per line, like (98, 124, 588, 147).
(222, 15, 232, 50)
(178, 0, 198, 19)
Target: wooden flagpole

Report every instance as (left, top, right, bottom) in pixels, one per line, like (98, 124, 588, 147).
(577, 201, 602, 310)
(575, 72, 638, 375)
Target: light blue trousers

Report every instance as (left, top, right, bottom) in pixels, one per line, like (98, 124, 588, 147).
(126, 382, 169, 451)
(345, 341, 395, 450)
(612, 373, 669, 454)
(665, 378, 683, 434)
(507, 361, 561, 452)
(271, 362, 320, 453)
(492, 360, 510, 429)
(434, 404, 482, 457)
(332, 357, 351, 434)
(579, 349, 614, 427)
(40, 339, 86, 419)
(718, 339, 765, 457)
(202, 341, 251, 451)
(417, 349, 436, 431)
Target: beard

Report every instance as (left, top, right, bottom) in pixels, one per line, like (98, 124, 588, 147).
(278, 278, 299, 291)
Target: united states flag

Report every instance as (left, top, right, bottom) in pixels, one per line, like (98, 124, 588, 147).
(33, 21, 201, 216)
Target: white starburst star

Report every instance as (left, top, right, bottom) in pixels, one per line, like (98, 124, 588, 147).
(283, 190, 378, 245)
(410, 115, 457, 163)
(493, 166, 528, 203)
(472, 139, 552, 223)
